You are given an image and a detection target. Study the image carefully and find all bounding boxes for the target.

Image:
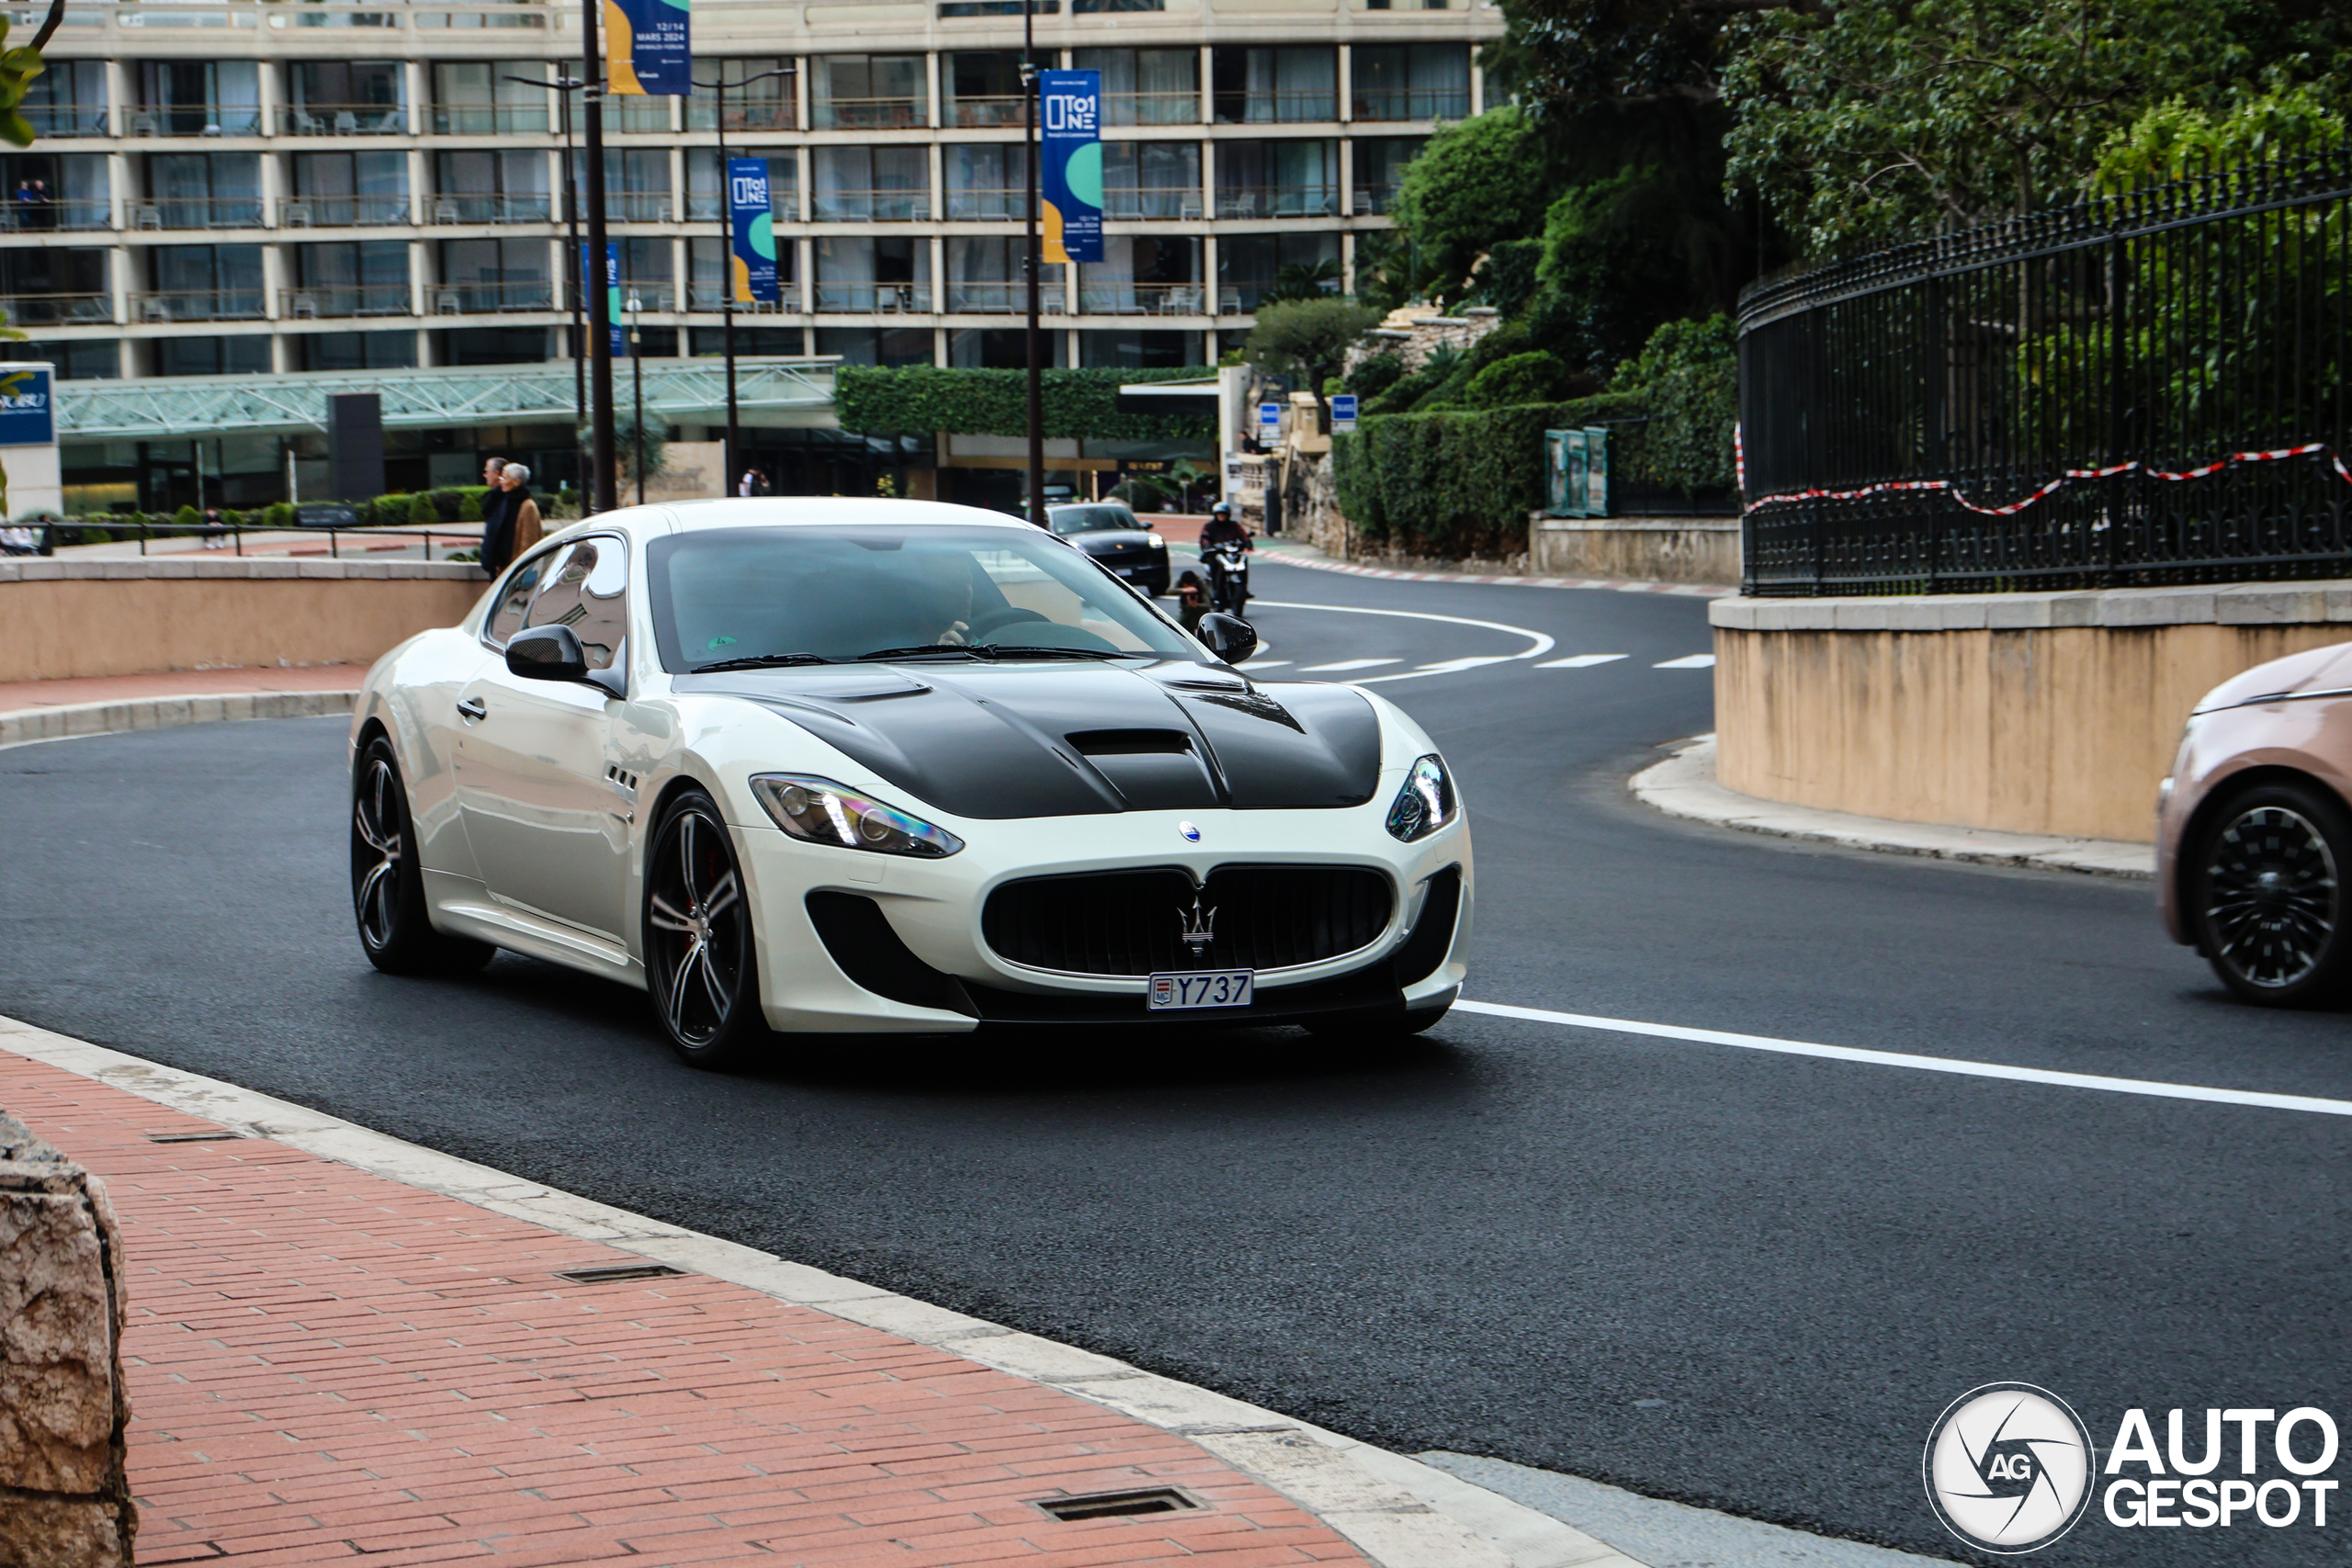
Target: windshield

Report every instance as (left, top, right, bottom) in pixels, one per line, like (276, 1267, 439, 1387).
(1049, 504, 1141, 536)
(647, 525, 1202, 671)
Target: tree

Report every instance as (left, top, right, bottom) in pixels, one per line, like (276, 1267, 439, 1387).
(1242, 297, 1382, 426)
(585, 415, 668, 481)
(1389, 107, 1555, 297)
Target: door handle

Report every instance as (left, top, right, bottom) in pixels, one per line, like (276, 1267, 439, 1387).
(457, 696, 488, 722)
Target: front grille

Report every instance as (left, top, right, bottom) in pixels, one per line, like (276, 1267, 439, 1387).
(982, 864, 1392, 976)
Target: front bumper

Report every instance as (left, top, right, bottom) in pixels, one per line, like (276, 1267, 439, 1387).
(729, 802, 1472, 1033)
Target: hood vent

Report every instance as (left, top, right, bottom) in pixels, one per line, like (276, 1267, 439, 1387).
(1067, 728, 1193, 756)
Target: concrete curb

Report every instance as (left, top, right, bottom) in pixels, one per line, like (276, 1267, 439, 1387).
(0, 1014, 1650, 1568)
(1632, 736, 2155, 879)
(1258, 545, 1729, 598)
(0, 690, 360, 751)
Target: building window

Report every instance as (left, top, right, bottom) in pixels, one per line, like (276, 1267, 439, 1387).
(943, 52, 1024, 129)
(23, 61, 107, 139)
(1210, 48, 1336, 124)
(1351, 136, 1424, 215)
(1079, 330, 1202, 368)
(0, 153, 108, 231)
(1074, 48, 1197, 125)
(290, 149, 410, 227)
(814, 326, 934, 366)
(938, 1, 1058, 16)
(815, 235, 931, 312)
(298, 330, 417, 373)
(946, 236, 1061, 314)
(132, 61, 262, 138)
(290, 240, 411, 319)
(810, 54, 927, 130)
(687, 148, 797, 221)
(435, 238, 550, 314)
(618, 235, 673, 310)
(11, 339, 119, 380)
(949, 327, 1065, 367)
(284, 62, 406, 135)
(437, 327, 555, 367)
(433, 63, 550, 136)
(152, 335, 272, 377)
(685, 58, 797, 131)
(1080, 236, 1200, 315)
(812, 146, 930, 221)
(0, 247, 109, 326)
(690, 325, 805, 355)
(1101, 141, 1200, 220)
(143, 244, 266, 323)
(688, 236, 798, 310)
(142, 152, 265, 231)
(1215, 140, 1337, 219)
(1217, 231, 1339, 311)
(1350, 44, 1469, 120)
(437, 150, 552, 224)
(567, 149, 673, 222)
(944, 144, 1014, 220)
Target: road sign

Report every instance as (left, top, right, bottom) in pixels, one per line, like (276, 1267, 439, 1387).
(1331, 394, 1357, 433)
(1258, 400, 1281, 433)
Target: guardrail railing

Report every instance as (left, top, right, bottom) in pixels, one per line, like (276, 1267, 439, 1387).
(0, 291, 113, 326)
(278, 196, 413, 228)
(426, 193, 553, 224)
(277, 104, 409, 135)
(810, 96, 927, 130)
(1215, 185, 1339, 219)
(429, 105, 550, 135)
(281, 286, 415, 320)
(809, 189, 931, 221)
(130, 197, 267, 231)
(1349, 89, 1468, 122)
(130, 288, 266, 322)
(814, 281, 933, 312)
(943, 281, 1066, 314)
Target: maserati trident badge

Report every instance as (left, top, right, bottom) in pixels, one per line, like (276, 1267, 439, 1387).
(1179, 894, 1217, 957)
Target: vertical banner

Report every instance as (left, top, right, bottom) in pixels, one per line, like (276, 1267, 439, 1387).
(1039, 69, 1102, 265)
(727, 156, 780, 304)
(582, 242, 626, 357)
(604, 0, 691, 96)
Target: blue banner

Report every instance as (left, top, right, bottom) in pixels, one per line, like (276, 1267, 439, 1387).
(0, 365, 52, 446)
(1039, 69, 1102, 265)
(728, 156, 780, 304)
(604, 0, 690, 96)
(582, 242, 625, 357)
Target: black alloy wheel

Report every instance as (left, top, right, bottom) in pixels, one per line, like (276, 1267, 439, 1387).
(644, 790, 768, 1066)
(2193, 780, 2352, 1007)
(351, 736, 493, 976)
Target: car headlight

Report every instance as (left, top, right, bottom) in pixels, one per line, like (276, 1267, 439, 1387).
(750, 773, 965, 858)
(1385, 754, 1456, 842)
(1146, 532, 1166, 548)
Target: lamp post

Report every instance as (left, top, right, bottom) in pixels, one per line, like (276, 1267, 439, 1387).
(506, 71, 587, 499)
(1022, 0, 1044, 525)
(689, 62, 796, 495)
(577, 0, 618, 513)
(627, 289, 646, 505)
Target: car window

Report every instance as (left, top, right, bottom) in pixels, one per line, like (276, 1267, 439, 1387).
(482, 553, 548, 648)
(1050, 504, 1140, 536)
(520, 538, 628, 670)
(645, 524, 1199, 671)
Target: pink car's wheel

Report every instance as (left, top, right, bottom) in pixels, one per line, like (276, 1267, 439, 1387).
(2193, 781, 2352, 1007)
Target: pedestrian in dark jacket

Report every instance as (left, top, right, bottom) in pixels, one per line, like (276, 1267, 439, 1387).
(477, 454, 516, 574)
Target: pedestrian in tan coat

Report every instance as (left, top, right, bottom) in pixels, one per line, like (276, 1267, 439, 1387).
(502, 463, 543, 558)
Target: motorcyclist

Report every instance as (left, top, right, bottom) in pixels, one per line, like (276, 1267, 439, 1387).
(1199, 502, 1251, 553)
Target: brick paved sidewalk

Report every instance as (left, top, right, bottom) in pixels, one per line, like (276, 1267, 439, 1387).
(0, 1053, 1371, 1568)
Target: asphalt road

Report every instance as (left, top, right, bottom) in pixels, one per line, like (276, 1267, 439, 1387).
(3, 553, 2346, 1567)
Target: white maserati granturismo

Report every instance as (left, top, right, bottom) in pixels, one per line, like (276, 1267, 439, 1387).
(348, 499, 1472, 1066)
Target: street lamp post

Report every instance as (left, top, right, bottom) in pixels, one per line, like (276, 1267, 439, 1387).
(577, 0, 618, 513)
(506, 71, 587, 500)
(1022, 0, 1044, 525)
(627, 290, 646, 505)
(690, 62, 796, 495)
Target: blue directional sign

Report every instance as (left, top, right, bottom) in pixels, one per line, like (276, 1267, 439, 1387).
(1330, 393, 1358, 433)
(0, 365, 51, 446)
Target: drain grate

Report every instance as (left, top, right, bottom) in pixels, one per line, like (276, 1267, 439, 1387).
(1032, 1487, 1200, 1523)
(147, 1131, 243, 1144)
(553, 1262, 685, 1286)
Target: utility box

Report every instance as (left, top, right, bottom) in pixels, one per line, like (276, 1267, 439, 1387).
(327, 392, 385, 503)
(1544, 426, 1610, 519)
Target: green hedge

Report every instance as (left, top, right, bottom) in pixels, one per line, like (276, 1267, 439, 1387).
(1333, 393, 1648, 558)
(834, 366, 1215, 442)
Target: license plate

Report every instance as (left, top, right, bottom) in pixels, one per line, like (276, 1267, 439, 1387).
(1148, 969, 1255, 1010)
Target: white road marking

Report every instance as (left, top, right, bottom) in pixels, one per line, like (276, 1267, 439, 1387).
(1537, 654, 1629, 669)
(1408, 656, 1515, 677)
(1654, 654, 1716, 669)
(1302, 658, 1404, 672)
(1250, 602, 1556, 683)
(1455, 999, 2352, 1118)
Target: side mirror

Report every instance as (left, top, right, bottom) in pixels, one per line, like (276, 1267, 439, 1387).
(1195, 612, 1258, 664)
(507, 624, 590, 682)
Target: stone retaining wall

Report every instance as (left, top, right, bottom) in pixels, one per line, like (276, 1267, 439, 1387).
(0, 558, 488, 683)
(1712, 582, 2352, 843)
(1532, 516, 1738, 585)
(0, 1113, 132, 1568)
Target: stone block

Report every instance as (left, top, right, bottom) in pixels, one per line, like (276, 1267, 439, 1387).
(16, 560, 61, 581)
(2097, 584, 2216, 626)
(0, 561, 18, 582)
(0, 1113, 133, 1567)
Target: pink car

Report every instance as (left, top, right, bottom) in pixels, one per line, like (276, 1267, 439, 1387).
(2159, 640, 2352, 1005)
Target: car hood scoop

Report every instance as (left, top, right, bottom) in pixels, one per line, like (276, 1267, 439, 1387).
(677, 663, 1381, 818)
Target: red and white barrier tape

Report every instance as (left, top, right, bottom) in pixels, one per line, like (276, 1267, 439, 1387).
(1743, 442, 2341, 518)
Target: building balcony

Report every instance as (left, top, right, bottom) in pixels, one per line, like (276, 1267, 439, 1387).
(944, 96, 1025, 129)
(128, 108, 265, 138)
(1349, 89, 1469, 122)
(429, 106, 552, 135)
(131, 289, 266, 323)
(131, 197, 268, 231)
(1215, 185, 1339, 219)
(279, 195, 414, 228)
(1104, 91, 1200, 127)
(428, 194, 553, 224)
(942, 281, 1065, 314)
(22, 106, 111, 139)
(1352, 186, 1400, 215)
(607, 192, 676, 222)
(684, 284, 801, 312)
(811, 97, 928, 130)
(1103, 186, 1204, 220)
(428, 280, 554, 313)
(684, 101, 797, 133)
(281, 285, 415, 320)
(810, 189, 931, 221)
(684, 191, 797, 221)
(0, 200, 114, 233)
(814, 281, 933, 312)
(944, 188, 1020, 220)
(277, 104, 411, 136)
(1211, 93, 1337, 125)
(1078, 281, 1214, 315)
(1, 291, 112, 327)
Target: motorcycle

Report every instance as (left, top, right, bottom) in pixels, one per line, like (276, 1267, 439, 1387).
(1204, 539, 1250, 616)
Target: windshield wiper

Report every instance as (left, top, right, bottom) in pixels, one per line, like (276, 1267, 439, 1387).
(855, 644, 994, 661)
(982, 647, 1153, 660)
(689, 651, 837, 673)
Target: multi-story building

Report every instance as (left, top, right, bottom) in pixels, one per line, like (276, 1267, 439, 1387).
(6, 0, 1497, 508)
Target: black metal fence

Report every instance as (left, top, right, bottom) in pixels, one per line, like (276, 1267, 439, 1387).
(1737, 148, 2352, 595)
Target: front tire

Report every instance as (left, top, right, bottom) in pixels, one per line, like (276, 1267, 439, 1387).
(351, 736, 493, 976)
(644, 790, 770, 1067)
(2191, 780, 2352, 1007)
